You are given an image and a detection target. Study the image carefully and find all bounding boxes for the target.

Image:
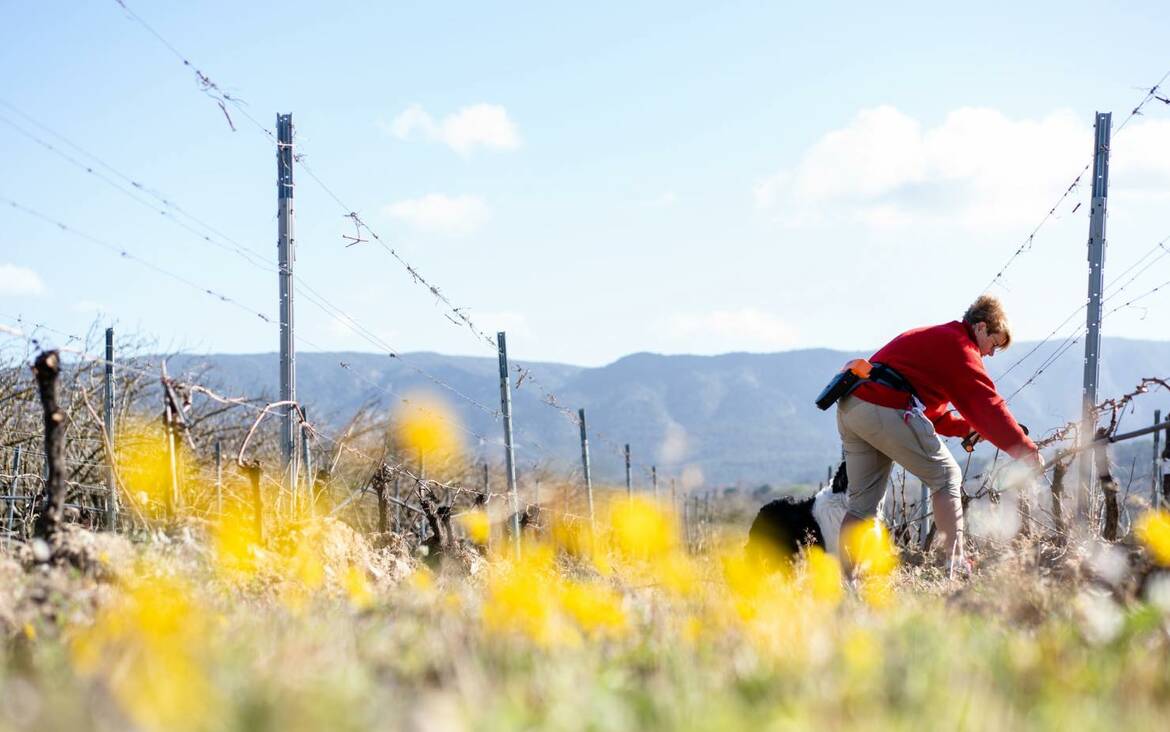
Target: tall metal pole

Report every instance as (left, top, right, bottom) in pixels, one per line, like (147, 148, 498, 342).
(578, 408, 594, 528)
(277, 113, 298, 506)
(624, 444, 632, 497)
(497, 332, 520, 558)
(1154, 409, 1163, 510)
(1079, 111, 1112, 521)
(103, 327, 118, 530)
(652, 465, 658, 500)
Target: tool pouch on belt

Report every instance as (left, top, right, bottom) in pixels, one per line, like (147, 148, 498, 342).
(814, 359, 916, 411)
(815, 359, 872, 411)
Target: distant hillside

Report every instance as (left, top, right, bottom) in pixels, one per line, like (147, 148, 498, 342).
(166, 338, 1170, 485)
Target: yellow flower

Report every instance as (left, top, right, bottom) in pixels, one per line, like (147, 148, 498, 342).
(559, 580, 627, 637)
(344, 565, 374, 609)
(804, 547, 844, 607)
(287, 532, 326, 590)
(484, 566, 571, 647)
(653, 553, 700, 597)
(394, 394, 462, 462)
(1136, 509, 1170, 566)
(69, 574, 215, 732)
(841, 519, 899, 577)
(609, 497, 675, 560)
(721, 550, 765, 602)
(859, 575, 895, 609)
(551, 516, 594, 558)
(459, 510, 491, 545)
(212, 503, 262, 580)
(114, 422, 180, 514)
(408, 566, 435, 593)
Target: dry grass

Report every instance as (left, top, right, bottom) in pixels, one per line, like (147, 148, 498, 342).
(1, 499, 1169, 732)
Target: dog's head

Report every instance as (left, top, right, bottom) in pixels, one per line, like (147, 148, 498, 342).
(745, 494, 825, 570)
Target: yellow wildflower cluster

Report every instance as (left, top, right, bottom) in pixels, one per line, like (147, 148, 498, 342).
(1136, 509, 1170, 566)
(841, 519, 900, 607)
(70, 574, 218, 732)
(478, 496, 886, 665)
(209, 508, 376, 614)
(114, 421, 180, 515)
(393, 393, 462, 464)
(458, 509, 491, 545)
(482, 542, 628, 646)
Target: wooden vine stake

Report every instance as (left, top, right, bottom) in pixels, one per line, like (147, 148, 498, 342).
(1050, 461, 1067, 537)
(373, 464, 389, 534)
(241, 460, 263, 544)
(1094, 428, 1120, 541)
(32, 351, 67, 542)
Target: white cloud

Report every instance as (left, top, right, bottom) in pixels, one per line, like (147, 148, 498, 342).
(383, 194, 491, 236)
(1111, 118, 1170, 194)
(754, 106, 1170, 231)
(667, 308, 799, 352)
(0, 264, 45, 296)
(387, 103, 521, 154)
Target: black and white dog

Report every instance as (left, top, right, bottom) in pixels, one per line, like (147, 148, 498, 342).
(745, 461, 850, 568)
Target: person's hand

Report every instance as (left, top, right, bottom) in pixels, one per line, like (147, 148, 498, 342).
(961, 431, 982, 453)
(1020, 450, 1045, 476)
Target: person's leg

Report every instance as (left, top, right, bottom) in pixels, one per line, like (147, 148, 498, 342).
(857, 405, 964, 567)
(930, 483, 966, 570)
(836, 397, 894, 571)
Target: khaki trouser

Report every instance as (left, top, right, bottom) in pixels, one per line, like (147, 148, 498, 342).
(836, 394, 963, 540)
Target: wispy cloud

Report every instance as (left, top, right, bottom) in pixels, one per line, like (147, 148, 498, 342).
(386, 103, 521, 155)
(383, 194, 491, 236)
(0, 264, 45, 296)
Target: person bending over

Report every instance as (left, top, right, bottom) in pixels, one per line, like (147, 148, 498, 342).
(834, 295, 1042, 574)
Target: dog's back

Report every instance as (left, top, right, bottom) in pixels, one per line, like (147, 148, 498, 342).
(745, 462, 848, 568)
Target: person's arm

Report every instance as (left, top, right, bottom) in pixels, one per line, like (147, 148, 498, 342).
(931, 410, 971, 438)
(940, 344, 1036, 458)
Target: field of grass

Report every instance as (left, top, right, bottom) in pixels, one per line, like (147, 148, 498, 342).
(3, 496, 1170, 732)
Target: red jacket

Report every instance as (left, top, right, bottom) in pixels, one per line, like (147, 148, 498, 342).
(852, 321, 1037, 458)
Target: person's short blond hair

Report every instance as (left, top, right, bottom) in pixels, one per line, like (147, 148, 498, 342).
(963, 295, 1012, 348)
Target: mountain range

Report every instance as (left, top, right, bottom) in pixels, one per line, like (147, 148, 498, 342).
(166, 337, 1170, 486)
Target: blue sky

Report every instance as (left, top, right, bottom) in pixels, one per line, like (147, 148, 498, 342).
(2, 1, 1169, 369)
